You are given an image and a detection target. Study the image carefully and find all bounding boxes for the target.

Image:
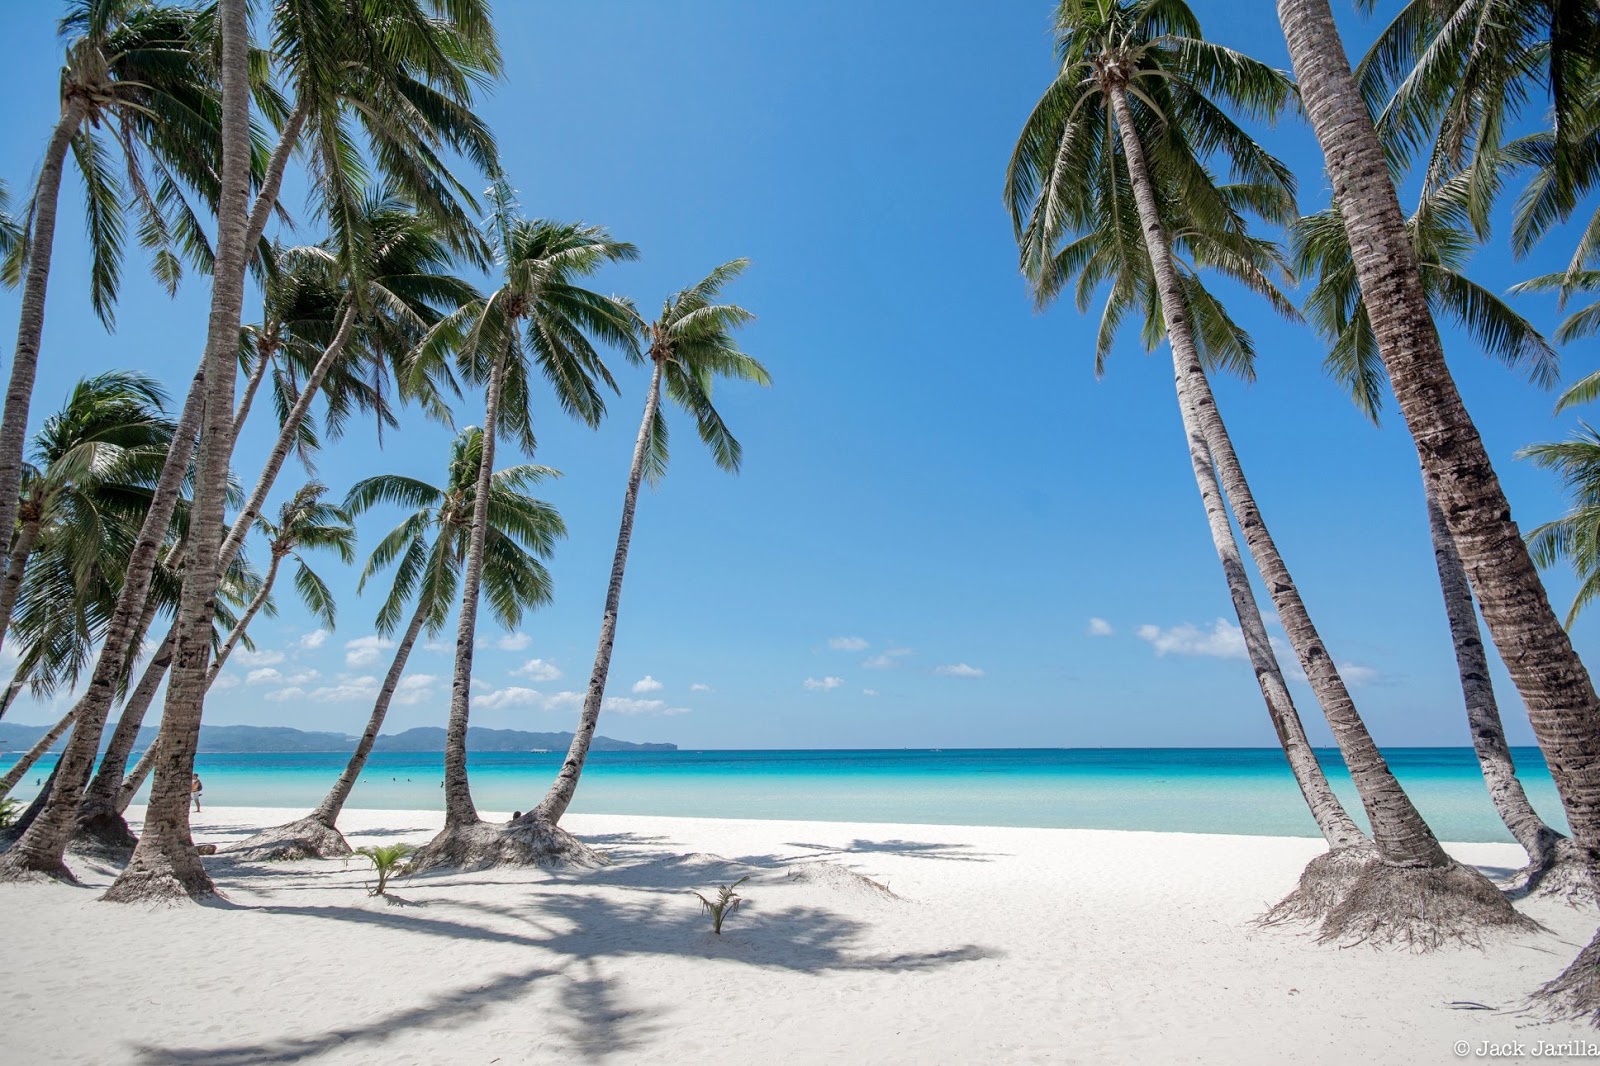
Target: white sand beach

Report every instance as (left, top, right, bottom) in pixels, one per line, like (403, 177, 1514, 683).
(5, 807, 1597, 1064)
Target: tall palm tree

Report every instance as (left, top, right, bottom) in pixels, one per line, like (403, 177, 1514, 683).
(1277, 0, 1600, 981)
(0, 371, 175, 657)
(1016, 0, 1531, 946)
(234, 427, 564, 860)
(1012, 145, 1366, 853)
(527, 260, 768, 841)
(1293, 177, 1578, 896)
(0, 1, 221, 570)
(409, 184, 638, 871)
(205, 482, 352, 684)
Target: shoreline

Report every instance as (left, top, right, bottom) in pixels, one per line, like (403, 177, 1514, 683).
(3, 806, 1595, 1063)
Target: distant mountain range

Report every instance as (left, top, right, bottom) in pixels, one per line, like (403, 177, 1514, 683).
(0, 722, 677, 755)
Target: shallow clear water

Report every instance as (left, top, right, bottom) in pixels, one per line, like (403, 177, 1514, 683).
(0, 747, 1569, 842)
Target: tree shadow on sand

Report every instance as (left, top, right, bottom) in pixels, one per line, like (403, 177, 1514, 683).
(781, 838, 1003, 863)
(118, 960, 656, 1056)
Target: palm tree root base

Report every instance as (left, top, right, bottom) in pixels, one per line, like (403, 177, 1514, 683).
(100, 837, 216, 903)
(72, 806, 139, 856)
(229, 816, 352, 861)
(409, 817, 609, 873)
(1533, 930, 1600, 1024)
(1517, 839, 1597, 907)
(1269, 851, 1540, 950)
(0, 845, 78, 885)
(1260, 846, 1375, 926)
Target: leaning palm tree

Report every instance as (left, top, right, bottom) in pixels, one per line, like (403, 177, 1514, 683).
(0, 371, 175, 657)
(0, 0, 221, 571)
(206, 483, 353, 684)
(1016, 0, 1531, 945)
(1276, 0, 1600, 1000)
(1012, 147, 1367, 853)
(1293, 175, 1580, 898)
(525, 262, 768, 842)
(233, 428, 564, 860)
(408, 184, 638, 871)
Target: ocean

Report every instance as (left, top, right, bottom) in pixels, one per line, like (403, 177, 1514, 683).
(0, 746, 1569, 842)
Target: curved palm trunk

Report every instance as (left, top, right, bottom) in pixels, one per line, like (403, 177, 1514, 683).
(313, 597, 429, 825)
(205, 553, 281, 686)
(0, 43, 304, 883)
(1277, 0, 1600, 866)
(217, 304, 358, 572)
(0, 618, 42, 723)
(1190, 430, 1365, 848)
(74, 627, 174, 842)
(0, 706, 74, 801)
(116, 742, 156, 813)
(103, 0, 252, 904)
(232, 336, 275, 442)
(0, 506, 44, 656)
(1106, 81, 1445, 867)
(0, 97, 89, 588)
(1426, 481, 1564, 868)
(535, 364, 662, 824)
(440, 349, 507, 829)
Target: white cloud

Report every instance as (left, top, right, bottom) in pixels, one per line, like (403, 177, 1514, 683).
(863, 647, 913, 670)
(632, 675, 663, 694)
(935, 663, 985, 678)
(422, 639, 449, 654)
(1338, 662, 1380, 686)
(495, 632, 531, 651)
(395, 674, 438, 705)
(345, 635, 395, 668)
(1087, 617, 1114, 637)
(863, 688, 880, 697)
(804, 676, 844, 691)
(689, 682, 713, 693)
(477, 685, 542, 709)
(247, 667, 283, 685)
(307, 675, 381, 702)
(234, 648, 285, 667)
(266, 685, 304, 702)
(602, 695, 687, 716)
(211, 674, 241, 691)
(1137, 619, 1248, 660)
(513, 658, 562, 682)
(828, 636, 869, 652)
(284, 668, 321, 685)
(296, 629, 330, 650)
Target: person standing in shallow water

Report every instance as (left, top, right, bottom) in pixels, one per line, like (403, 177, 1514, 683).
(190, 774, 203, 813)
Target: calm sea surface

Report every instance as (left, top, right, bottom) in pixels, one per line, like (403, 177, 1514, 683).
(0, 747, 1569, 842)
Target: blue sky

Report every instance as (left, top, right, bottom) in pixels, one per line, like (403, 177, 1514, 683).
(0, 1, 1593, 749)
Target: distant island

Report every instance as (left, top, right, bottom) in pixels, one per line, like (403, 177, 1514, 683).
(0, 722, 677, 755)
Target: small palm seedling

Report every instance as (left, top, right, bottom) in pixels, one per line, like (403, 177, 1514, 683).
(355, 843, 416, 896)
(0, 796, 21, 828)
(695, 875, 750, 935)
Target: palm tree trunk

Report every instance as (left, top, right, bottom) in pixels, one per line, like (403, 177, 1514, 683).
(441, 348, 507, 829)
(1106, 81, 1445, 867)
(0, 97, 88, 588)
(73, 626, 173, 844)
(103, 0, 252, 903)
(1276, 0, 1600, 870)
(0, 706, 74, 801)
(116, 742, 156, 814)
(244, 100, 308, 260)
(0, 507, 44, 656)
(0, 650, 37, 721)
(232, 337, 275, 441)
(1426, 481, 1564, 868)
(1192, 430, 1365, 848)
(217, 304, 358, 573)
(205, 553, 281, 687)
(313, 594, 430, 827)
(535, 363, 663, 825)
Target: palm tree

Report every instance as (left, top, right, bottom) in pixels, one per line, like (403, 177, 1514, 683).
(1016, 0, 1531, 946)
(234, 427, 564, 860)
(1293, 177, 1579, 896)
(1524, 430, 1600, 621)
(0, 1, 221, 572)
(0, 372, 175, 656)
(526, 260, 768, 842)
(205, 483, 353, 684)
(409, 184, 638, 871)
(1276, 0, 1600, 977)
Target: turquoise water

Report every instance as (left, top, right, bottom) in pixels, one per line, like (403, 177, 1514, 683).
(0, 747, 1571, 842)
